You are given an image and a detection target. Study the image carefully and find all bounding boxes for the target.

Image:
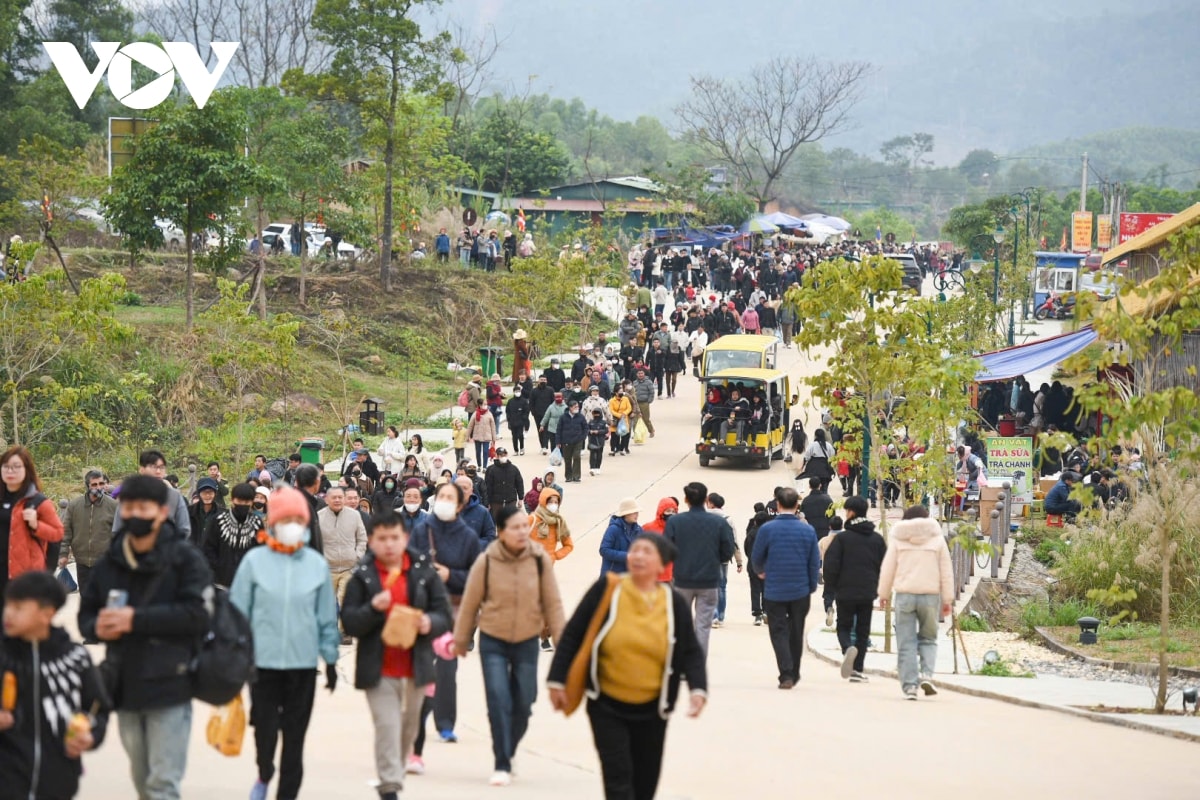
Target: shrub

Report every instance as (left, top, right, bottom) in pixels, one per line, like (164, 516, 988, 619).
(1018, 598, 1102, 635)
(976, 658, 1033, 678)
(958, 613, 989, 632)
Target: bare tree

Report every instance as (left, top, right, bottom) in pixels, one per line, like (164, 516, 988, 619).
(441, 21, 503, 129)
(676, 56, 872, 211)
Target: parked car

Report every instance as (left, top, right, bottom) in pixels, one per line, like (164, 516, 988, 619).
(886, 253, 924, 295)
(155, 219, 185, 250)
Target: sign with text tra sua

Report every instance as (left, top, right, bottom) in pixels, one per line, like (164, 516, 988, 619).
(986, 436, 1034, 507)
(43, 42, 238, 110)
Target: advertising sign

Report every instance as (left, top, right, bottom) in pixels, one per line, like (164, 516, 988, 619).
(1118, 212, 1174, 244)
(1096, 216, 1112, 250)
(1071, 212, 1093, 254)
(986, 436, 1034, 507)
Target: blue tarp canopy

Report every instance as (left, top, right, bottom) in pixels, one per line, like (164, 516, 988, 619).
(649, 223, 741, 250)
(973, 326, 1098, 382)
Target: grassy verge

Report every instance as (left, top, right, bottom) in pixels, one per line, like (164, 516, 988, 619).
(1043, 624, 1200, 668)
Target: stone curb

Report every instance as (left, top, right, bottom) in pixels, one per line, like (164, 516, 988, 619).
(1033, 627, 1200, 681)
(806, 633, 1200, 744)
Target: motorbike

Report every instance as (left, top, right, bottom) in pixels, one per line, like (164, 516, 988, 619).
(1034, 292, 1075, 321)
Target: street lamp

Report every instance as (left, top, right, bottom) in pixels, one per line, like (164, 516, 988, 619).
(989, 224, 1015, 346)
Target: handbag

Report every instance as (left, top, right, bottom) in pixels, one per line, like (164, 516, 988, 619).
(562, 574, 620, 716)
(56, 566, 78, 593)
(616, 417, 629, 437)
(381, 605, 423, 649)
(205, 694, 246, 757)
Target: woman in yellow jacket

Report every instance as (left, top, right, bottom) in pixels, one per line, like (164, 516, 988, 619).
(608, 389, 634, 456)
(529, 486, 572, 651)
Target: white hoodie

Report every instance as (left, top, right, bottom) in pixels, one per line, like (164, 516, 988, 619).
(876, 517, 954, 604)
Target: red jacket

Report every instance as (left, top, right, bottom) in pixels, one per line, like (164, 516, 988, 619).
(7, 487, 65, 578)
(642, 497, 678, 583)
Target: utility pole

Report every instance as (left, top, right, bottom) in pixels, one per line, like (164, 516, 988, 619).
(1080, 152, 1089, 212)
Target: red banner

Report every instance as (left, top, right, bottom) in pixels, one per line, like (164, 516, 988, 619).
(1118, 212, 1174, 244)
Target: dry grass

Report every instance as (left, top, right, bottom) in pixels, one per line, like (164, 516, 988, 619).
(1045, 624, 1200, 668)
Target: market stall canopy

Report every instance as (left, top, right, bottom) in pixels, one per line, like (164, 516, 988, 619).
(760, 211, 809, 229)
(973, 326, 1098, 383)
(739, 215, 779, 234)
(800, 213, 852, 231)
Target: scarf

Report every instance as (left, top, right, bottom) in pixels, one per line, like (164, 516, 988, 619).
(534, 503, 570, 543)
(257, 528, 303, 555)
(476, 405, 487, 420)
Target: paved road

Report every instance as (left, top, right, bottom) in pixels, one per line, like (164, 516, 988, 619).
(72, 338, 1197, 799)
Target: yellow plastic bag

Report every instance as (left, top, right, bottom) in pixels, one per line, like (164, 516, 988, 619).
(206, 694, 246, 757)
(632, 418, 649, 445)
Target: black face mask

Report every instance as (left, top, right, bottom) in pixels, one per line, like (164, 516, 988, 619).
(253, 503, 266, 512)
(123, 517, 156, 538)
(232, 505, 251, 523)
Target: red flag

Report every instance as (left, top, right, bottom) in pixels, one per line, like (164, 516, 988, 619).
(516, 207, 526, 233)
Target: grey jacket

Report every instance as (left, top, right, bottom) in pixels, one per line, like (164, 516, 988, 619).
(111, 485, 190, 540)
(633, 377, 656, 405)
(618, 318, 640, 345)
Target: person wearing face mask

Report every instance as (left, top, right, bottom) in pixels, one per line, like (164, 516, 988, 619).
(399, 483, 428, 530)
(505, 384, 531, 456)
(77, 474, 213, 800)
(202, 482, 264, 588)
(59, 469, 117, 598)
(373, 475, 403, 513)
(529, 376, 556, 455)
(483, 447, 524, 523)
(253, 485, 270, 519)
(528, 486, 573, 651)
(608, 385, 633, 456)
(230, 486, 340, 800)
(410, 481, 481, 744)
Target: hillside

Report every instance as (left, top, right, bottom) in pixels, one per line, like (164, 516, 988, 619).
(1012, 127, 1200, 189)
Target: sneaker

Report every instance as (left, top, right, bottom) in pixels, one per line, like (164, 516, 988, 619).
(825, 608, 835, 627)
(711, 618, 723, 628)
(840, 646, 858, 679)
(406, 755, 425, 775)
(250, 780, 268, 800)
(920, 678, 938, 697)
(904, 687, 918, 701)
(439, 729, 458, 743)
(540, 637, 554, 652)
(778, 678, 795, 690)
(849, 671, 868, 683)
(753, 614, 763, 626)
(589, 469, 595, 476)
(489, 771, 512, 787)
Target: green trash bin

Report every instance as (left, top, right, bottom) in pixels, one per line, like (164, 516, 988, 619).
(479, 347, 504, 379)
(297, 437, 325, 465)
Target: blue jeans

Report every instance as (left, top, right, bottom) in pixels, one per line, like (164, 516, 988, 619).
(715, 563, 729, 621)
(475, 440, 491, 469)
(479, 633, 539, 772)
(118, 703, 192, 800)
(895, 592, 940, 689)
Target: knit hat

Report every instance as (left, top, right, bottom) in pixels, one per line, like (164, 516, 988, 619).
(258, 470, 273, 483)
(255, 486, 271, 501)
(616, 497, 640, 517)
(266, 486, 309, 526)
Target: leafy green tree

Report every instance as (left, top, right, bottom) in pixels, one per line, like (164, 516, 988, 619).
(102, 91, 272, 328)
(958, 149, 998, 185)
(457, 110, 570, 196)
(292, 0, 450, 291)
(850, 208, 916, 242)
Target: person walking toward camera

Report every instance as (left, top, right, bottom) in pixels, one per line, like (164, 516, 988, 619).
(877, 504, 953, 700)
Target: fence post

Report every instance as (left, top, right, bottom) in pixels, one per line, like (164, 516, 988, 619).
(1002, 481, 1013, 547)
(990, 510, 1001, 579)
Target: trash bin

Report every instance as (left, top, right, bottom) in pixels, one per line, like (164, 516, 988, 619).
(360, 398, 384, 436)
(478, 347, 504, 379)
(297, 437, 325, 465)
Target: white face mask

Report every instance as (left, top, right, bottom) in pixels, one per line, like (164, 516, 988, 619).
(273, 522, 306, 547)
(433, 500, 457, 522)
(546, 503, 559, 514)
(497, 457, 508, 464)
(403, 502, 420, 514)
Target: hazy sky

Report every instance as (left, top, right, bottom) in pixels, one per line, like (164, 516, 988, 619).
(429, 0, 1197, 160)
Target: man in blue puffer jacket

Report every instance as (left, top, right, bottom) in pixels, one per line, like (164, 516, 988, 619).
(751, 486, 820, 690)
(599, 497, 644, 574)
(230, 486, 341, 800)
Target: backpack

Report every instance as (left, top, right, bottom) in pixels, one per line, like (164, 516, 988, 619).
(457, 389, 470, 408)
(191, 586, 256, 706)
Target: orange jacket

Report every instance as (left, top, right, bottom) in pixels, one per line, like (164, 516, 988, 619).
(642, 497, 678, 582)
(6, 488, 65, 579)
(529, 487, 573, 561)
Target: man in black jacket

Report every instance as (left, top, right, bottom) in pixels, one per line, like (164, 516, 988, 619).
(543, 358, 566, 392)
(78, 475, 213, 800)
(529, 375, 556, 455)
(799, 477, 834, 540)
(822, 495, 887, 682)
(484, 447, 524, 521)
(505, 386, 532, 455)
(202, 482, 263, 588)
(556, 401, 589, 483)
(295, 464, 327, 554)
(665, 482, 736, 656)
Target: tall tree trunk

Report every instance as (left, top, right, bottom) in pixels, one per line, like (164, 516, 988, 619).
(380, 80, 398, 292)
(11, 393, 18, 446)
(1156, 522, 1170, 713)
(298, 203, 308, 307)
(185, 204, 195, 329)
(253, 201, 267, 319)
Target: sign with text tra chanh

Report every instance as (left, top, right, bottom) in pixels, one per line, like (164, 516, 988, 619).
(43, 41, 239, 110)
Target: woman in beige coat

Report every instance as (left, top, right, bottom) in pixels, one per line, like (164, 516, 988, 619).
(466, 401, 498, 469)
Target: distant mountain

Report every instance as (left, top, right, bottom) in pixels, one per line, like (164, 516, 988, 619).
(1011, 128, 1200, 190)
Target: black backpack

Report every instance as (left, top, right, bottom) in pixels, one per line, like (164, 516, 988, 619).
(191, 585, 255, 705)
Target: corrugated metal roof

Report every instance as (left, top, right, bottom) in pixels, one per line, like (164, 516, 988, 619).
(1101, 202, 1200, 265)
(544, 176, 663, 195)
(497, 197, 688, 214)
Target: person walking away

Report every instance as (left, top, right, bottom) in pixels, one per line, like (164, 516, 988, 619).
(0, 571, 110, 800)
(546, 535, 707, 800)
(799, 477, 833, 541)
(59, 469, 116, 599)
(467, 402, 498, 470)
(750, 487, 819, 689)
(819, 515, 844, 627)
(201, 482, 263, 588)
(341, 510, 453, 800)
(231, 486, 340, 800)
(689, 328, 708, 378)
(410, 482, 481, 743)
(483, 447, 523, 522)
(453, 507, 565, 787)
(877, 504, 954, 700)
(705, 493, 742, 628)
(641, 497, 678, 583)
(529, 486, 573, 651)
(631, 369, 656, 438)
(822, 496, 886, 683)
(743, 504, 771, 625)
(799, 429, 836, 493)
(587, 407, 609, 476)
(317, 486, 368, 641)
(556, 400, 588, 483)
(1, 447, 64, 601)
(505, 385, 531, 456)
(600, 498, 643, 575)
(779, 300, 797, 348)
(664, 482, 735, 655)
(77, 475, 211, 800)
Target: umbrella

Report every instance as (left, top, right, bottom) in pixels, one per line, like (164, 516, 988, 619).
(739, 216, 779, 235)
(484, 211, 511, 226)
(761, 211, 809, 229)
(800, 213, 851, 232)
